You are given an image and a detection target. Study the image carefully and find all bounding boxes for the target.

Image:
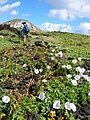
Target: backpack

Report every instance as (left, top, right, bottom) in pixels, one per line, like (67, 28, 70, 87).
(23, 24, 29, 33)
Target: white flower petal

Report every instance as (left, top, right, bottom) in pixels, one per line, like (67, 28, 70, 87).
(51, 53, 53, 56)
(34, 69, 39, 74)
(76, 67, 85, 73)
(65, 102, 71, 110)
(65, 102, 76, 112)
(47, 66, 51, 69)
(39, 69, 43, 73)
(72, 59, 77, 64)
(66, 65, 72, 69)
(76, 66, 81, 72)
(71, 80, 78, 86)
(51, 57, 55, 60)
(62, 65, 66, 68)
(66, 74, 72, 78)
(87, 76, 90, 82)
(70, 103, 76, 112)
(52, 49, 55, 52)
(74, 75, 81, 80)
(58, 51, 63, 57)
(2, 96, 10, 103)
(53, 100, 60, 109)
(42, 79, 47, 83)
(38, 92, 45, 100)
(78, 57, 81, 61)
(23, 63, 27, 67)
(88, 92, 90, 96)
(55, 53, 58, 57)
(81, 68, 85, 73)
(83, 75, 89, 80)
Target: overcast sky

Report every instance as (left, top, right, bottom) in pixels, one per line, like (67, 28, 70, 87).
(0, 0, 90, 35)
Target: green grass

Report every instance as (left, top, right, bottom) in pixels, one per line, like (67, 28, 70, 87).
(30, 31, 90, 60)
(0, 30, 90, 120)
(0, 30, 90, 59)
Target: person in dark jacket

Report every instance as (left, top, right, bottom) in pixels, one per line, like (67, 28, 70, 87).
(20, 21, 29, 43)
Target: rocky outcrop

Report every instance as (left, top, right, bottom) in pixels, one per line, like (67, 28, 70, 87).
(2, 19, 40, 31)
(0, 24, 20, 35)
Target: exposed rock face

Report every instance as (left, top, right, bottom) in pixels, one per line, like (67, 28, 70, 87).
(2, 19, 40, 31)
(0, 24, 20, 35)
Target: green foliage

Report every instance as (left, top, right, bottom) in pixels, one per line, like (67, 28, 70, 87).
(0, 30, 90, 119)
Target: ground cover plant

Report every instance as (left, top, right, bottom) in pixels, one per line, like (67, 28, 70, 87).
(0, 29, 90, 120)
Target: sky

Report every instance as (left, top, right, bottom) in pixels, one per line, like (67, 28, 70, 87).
(0, 0, 90, 35)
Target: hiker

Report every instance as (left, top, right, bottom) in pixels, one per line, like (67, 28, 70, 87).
(20, 21, 29, 43)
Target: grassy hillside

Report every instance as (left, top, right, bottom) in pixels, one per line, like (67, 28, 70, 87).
(30, 31, 90, 60)
(0, 29, 90, 120)
(0, 30, 90, 59)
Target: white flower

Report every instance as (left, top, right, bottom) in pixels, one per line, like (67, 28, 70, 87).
(47, 66, 51, 69)
(51, 57, 55, 60)
(39, 69, 43, 73)
(55, 53, 58, 57)
(76, 66, 81, 72)
(65, 102, 71, 110)
(87, 77, 90, 82)
(71, 80, 78, 86)
(51, 53, 53, 56)
(62, 65, 66, 68)
(55, 51, 63, 57)
(23, 63, 27, 67)
(83, 75, 90, 81)
(58, 51, 63, 57)
(83, 75, 88, 79)
(66, 74, 72, 78)
(78, 57, 81, 61)
(52, 49, 55, 52)
(66, 65, 72, 69)
(34, 69, 39, 74)
(2, 96, 10, 103)
(53, 100, 60, 109)
(83, 75, 90, 82)
(76, 67, 85, 73)
(42, 79, 47, 83)
(70, 103, 76, 112)
(81, 68, 86, 73)
(72, 59, 77, 64)
(74, 75, 81, 80)
(38, 92, 45, 100)
(65, 102, 76, 112)
(0, 35, 4, 39)
(88, 92, 90, 96)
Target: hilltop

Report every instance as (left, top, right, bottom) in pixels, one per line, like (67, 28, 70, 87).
(1, 19, 40, 31)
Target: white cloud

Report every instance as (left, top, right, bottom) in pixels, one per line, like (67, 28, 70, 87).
(0, 0, 9, 5)
(41, 22, 72, 32)
(0, 1, 21, 14)
(45, 0, 90, 20)
(48, 9, 76, 21)
(48, 9, 68, 21)
(40, 21, 90, 35)
(9, 10, 18, 17)
(78, 22, 90, 34)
